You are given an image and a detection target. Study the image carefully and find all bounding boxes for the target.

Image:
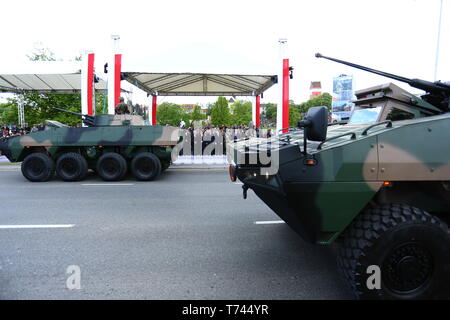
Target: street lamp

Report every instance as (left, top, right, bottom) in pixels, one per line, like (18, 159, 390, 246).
(434, 0, 444, 81)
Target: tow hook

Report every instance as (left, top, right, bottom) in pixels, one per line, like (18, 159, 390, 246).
(242, 185, 249, 199)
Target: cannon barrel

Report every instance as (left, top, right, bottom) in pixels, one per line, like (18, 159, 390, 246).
(49, 105, 84, 117)
(49, 106, 95, 126)
(315, 53, 450, 111)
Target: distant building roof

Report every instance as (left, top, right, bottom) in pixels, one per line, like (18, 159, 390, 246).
(309, 81, 322, 90)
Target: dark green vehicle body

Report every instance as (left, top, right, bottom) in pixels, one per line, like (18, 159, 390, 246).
(231, 112, 450, 244)
(229, 54, 450, 299)
(0, 114, 180, 181)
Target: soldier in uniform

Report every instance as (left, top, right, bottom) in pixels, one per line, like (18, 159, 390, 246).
(115, 97, 130, 115)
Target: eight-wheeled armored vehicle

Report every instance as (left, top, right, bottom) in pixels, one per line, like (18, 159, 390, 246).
(229, 54, 450, 299)
(0, 111, 180, 182)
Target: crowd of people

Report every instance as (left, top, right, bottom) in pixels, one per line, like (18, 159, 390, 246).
(178, 124, 272, 156)
(1, 124, 46, 139)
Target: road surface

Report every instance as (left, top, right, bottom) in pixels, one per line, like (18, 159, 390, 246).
(0, 165, 352, 299)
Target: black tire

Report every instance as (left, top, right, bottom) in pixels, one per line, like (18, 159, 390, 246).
(21, 153, 55, 182)
(130, 152, 161, 181)
(96, 153, 127, 181)
(56, 153, 88, 181)
(337, 203, 450, 300)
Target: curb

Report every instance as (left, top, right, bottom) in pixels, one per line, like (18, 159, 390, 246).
(0, 163, 227, 170)
(169, 166, 228, 170)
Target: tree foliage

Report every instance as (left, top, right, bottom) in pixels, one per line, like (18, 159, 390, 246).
(264, 103, 277, 124)
(210, 97, 231, 127)
(156, 102, 187, 126)
(22, 94, 80, 126)
(191, 105, 206, 121)
(0, 93, 106, 127)
(205, 103, 213, 117)
(0, 101, 19, 125)
(261, 102, 299, 127)
(26, 43, 56, 62)
(297, 93, 332, 115)
(289, 105, 300, 127)
(230, 100, 252, 126)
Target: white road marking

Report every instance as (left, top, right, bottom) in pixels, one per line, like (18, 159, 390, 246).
(254, 220, 286, 225)
(81, 183, 134, 186)
(0, 224, 75, 229)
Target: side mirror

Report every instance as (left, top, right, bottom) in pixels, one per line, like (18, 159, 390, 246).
(298, 106, 328, 154)
(305, 106, 328, 141)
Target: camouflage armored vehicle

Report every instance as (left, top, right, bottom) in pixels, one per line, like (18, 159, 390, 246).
(228, 54, 450, 299)
(0, 110, 180, 182)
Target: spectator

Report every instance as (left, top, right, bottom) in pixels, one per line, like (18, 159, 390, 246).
(1, 124, 32, 139)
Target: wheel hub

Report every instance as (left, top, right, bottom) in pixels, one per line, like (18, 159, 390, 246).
(383, 242, 433, 293)
(138, 158, 152, 173)
(29, 158, 45, 175)
(61, 159, 77, 175)
(104, 159, 119, 174)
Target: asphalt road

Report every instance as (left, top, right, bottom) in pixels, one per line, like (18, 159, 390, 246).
(0, 165, 353, 300)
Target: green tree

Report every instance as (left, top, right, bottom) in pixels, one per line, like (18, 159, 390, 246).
(264, 103, 277, 123)
(210, 97, 231, 126)
(205, 103, 213, 117)
(191, 105, 206, 121)
(230, 100, 252, 126)
(0, 101, 19, 125)
(15, 93, 83, 126)
(26, 43, 56, 61)
(181, 112, 192, 127)
(298, 93, 333, 116)
(289, 105, 300, 127)
(156, 102, 186, 126)
(6, 90, 106, 127)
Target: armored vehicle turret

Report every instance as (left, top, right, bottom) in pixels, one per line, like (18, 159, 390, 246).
(228, 54, 450, 299)
(0, 109, 181, 182)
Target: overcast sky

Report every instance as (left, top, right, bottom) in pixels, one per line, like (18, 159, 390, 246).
(1, 0, 448, 105)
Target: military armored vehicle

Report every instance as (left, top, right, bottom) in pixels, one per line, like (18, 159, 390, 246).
(0, 110, 180, 182)
(228, 54, 450, 299)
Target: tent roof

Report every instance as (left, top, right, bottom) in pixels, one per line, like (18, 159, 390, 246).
(121, 43, 278, 97)
(123, 72, 277, 96)
(0, 61, 106, 94)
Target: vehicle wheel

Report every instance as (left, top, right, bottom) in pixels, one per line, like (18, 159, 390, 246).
(21, 153, 55, 182)
(56, 153, 88, 181)
(96, 153, 127, 181)
(130, 152, 161, 181)
(337, 203, 450, 300)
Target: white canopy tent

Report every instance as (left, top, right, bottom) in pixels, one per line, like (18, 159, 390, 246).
(123, 72, 276, 97)
(121, 43, 277, 96)
(116, 43, 278, 125)
(0, 61, 107, 94)
(0, 60, 107, 126)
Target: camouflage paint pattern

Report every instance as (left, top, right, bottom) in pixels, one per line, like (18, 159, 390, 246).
(0, 114, 180, 169)
(230, 83, 450, 244)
